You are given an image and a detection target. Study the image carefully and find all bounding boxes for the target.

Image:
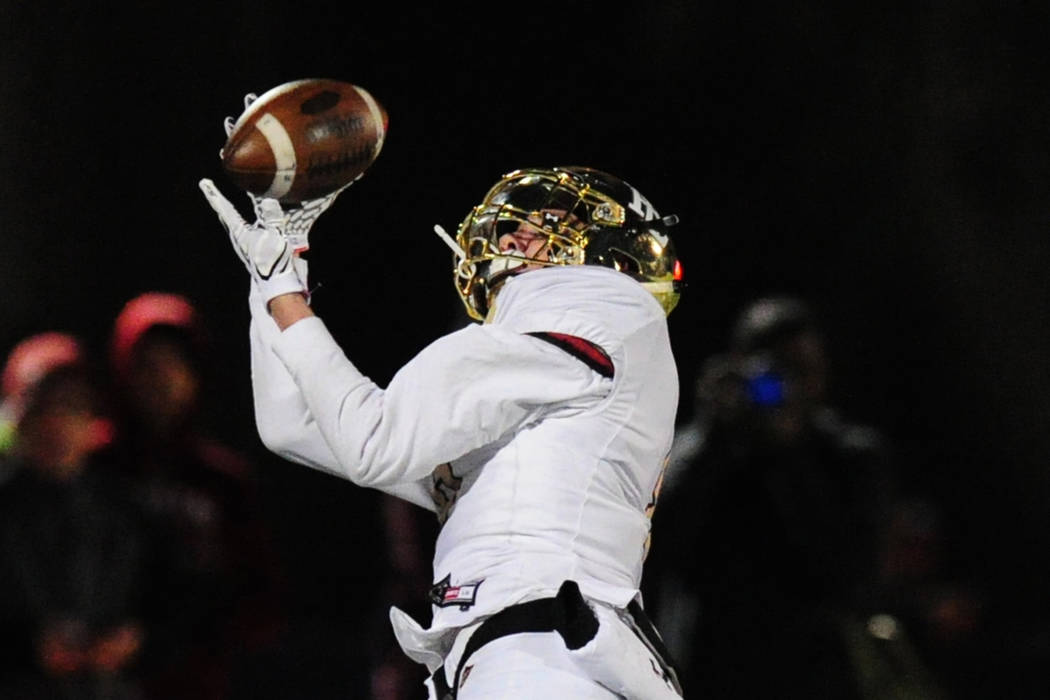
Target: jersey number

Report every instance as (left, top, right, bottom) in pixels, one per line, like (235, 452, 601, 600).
(430, 463, 462, 525)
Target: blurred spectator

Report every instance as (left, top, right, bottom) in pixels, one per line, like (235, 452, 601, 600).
(97, 291, 285, 700)
(0, 332, 147, 700)
(644, 296, 943, 698)
(1, 331, 85, 476)
(872, 497, 988, 699)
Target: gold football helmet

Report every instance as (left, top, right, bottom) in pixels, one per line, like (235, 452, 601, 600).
(435, 166, 684, 321)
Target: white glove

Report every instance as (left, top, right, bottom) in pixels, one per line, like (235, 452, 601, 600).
(199, 178, 308, 305)
(201, 91, 353, 304)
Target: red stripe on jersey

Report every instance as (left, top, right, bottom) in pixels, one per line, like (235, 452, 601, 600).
(526, 332, 614, 378)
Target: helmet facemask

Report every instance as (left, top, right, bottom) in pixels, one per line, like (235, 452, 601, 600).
(435, 167, 683, 321)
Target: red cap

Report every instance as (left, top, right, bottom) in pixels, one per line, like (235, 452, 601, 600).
(110, 292, 201, 381)
(2, 332, 84, 400)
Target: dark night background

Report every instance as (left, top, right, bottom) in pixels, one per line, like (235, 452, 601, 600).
(3, 0, 1050, 696)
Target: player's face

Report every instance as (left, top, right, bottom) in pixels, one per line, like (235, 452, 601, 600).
(496, 208, 586, 271)
(497, 211, 557, 263)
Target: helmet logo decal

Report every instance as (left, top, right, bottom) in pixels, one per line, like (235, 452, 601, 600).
(627, 185, 670, 246)
(627, 185, 656, 221)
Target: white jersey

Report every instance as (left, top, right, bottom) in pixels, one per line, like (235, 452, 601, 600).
(248, 264, 678, 637)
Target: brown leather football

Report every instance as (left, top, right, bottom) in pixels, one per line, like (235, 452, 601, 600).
(220, 78, 388, 204)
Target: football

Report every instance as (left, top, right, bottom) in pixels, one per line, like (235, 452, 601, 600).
(220, 78, 388, 204)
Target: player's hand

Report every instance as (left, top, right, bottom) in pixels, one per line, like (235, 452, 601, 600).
(199, 178, 307, 304)
(222, 92, 349, 255)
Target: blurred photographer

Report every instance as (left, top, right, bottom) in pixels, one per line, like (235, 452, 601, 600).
(644, 296, 909, 698)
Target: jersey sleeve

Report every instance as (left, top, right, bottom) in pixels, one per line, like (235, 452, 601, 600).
(247, 285, 434, 510)
(267, 313, 611, 489)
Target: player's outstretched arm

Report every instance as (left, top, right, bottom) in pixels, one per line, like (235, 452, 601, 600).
(269, 293, 314, 330)
(196, 87, 438, 506)
(200, 169, 429, 505)
(248, 285, 435, 510)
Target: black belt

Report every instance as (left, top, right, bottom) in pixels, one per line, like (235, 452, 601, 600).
(429, 580, 681, 699)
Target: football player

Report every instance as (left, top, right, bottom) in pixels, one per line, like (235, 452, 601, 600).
(200, 163, 686, 699)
